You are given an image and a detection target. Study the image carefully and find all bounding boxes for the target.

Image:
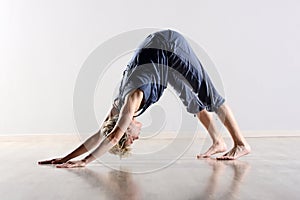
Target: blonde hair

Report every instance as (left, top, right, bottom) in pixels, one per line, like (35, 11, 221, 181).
(101, 115, 132, 158)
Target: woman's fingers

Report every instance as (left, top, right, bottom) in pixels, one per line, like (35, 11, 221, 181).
(56, 164, 68, 168)
(52, 159, 65, 164)
(56, 161, 85, 168)
(38, 159, 56, 165)
(38, 158, 65, 165)
(38, 158, 85, 168)
(38, 160, 50, 164)
(56, 162, 72, 168)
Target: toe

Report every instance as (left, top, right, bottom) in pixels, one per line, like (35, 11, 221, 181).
(217, 156, 228, 160)
(197, 154, 209, 159)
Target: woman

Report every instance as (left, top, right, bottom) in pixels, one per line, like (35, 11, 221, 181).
(38, 29, 250, 168)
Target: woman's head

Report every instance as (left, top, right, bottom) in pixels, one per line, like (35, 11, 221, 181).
(101, 115, 132, 158)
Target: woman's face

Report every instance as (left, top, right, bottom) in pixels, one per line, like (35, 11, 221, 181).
(124, 118, 142, 146)
(124, 133, 140, 146)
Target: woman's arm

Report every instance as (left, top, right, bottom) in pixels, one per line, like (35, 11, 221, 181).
(56, 89, 143, 168)
(38, 105, 119, 165)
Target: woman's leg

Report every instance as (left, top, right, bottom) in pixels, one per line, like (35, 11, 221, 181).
(196, 109, 227, 158)
(215, 104, 251, 159)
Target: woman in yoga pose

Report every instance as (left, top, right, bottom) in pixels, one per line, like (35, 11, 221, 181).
(38, 29, 250, 168)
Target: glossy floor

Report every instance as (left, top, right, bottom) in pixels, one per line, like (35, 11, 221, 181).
(1, 136, 300, 200)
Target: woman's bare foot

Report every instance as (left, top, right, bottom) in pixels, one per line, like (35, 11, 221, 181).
(217, 144, 251, 160)
(197, 142, 227, 159)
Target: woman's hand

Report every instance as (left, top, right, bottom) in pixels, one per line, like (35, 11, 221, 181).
(38, 158, 66, 165)
(56, 160, 87, 168)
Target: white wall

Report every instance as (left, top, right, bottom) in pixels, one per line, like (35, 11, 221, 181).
(0, 0, 299, 134)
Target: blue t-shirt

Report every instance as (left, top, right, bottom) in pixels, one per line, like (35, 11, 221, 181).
(115, 47, 169, 117)
(114, 29, 225, 116)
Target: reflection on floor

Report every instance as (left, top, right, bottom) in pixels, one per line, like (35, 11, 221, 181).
(1, 136, 300, 200)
